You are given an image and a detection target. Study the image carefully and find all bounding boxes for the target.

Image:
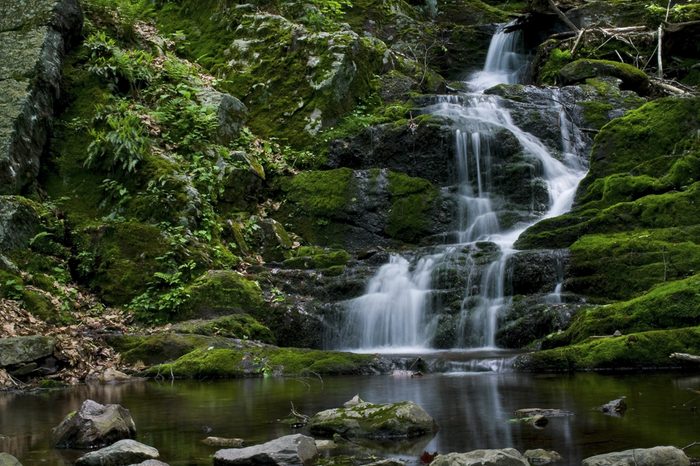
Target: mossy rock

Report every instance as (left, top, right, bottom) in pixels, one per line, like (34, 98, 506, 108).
(178, 270, 265, 321)
(75, 222, 168, 305)
(308, 400, 436, 439)
(283, 246, 350, 271)
(105, 333, 244, 365)
(171, 314, 275, 344)
(515, 326, 700, 371)
(0, 196, 44, 253)
(148, 346, 380, 378)
(545, 273, 700, 347)
(558, 59, 650, 95)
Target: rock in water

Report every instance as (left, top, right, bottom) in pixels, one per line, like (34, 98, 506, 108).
(599, 398, 627, 417)
(581, 446, 690, 466)
(52, 399, 136, 448)
(430, 449, 530, 466)
(524, 449, 562, 465)
(308, 399, 436, 439)
(203, 437, 245, 448)
(75, 439, 159, 466)
(213, 434, 317, 466)
(0, 453, 22, 466)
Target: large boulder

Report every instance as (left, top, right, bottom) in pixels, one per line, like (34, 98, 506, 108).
(198, 89, 247, 145)
(52, 399, 136, 449)
(0, 453, 22, 466)
(430, 449, 530, 466)
(308, 399, 436, 439)
(75, 439, 160, 466)
(213, 434, 317, 466)
(0, 0, 83, 195)
(0, 336, 55, 367)
(581, 446, 690, 466)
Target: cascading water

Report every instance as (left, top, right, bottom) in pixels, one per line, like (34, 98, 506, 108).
(334, 24, 587, 353)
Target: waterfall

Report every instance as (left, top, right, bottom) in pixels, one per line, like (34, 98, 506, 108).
(334, 24, 587, 352)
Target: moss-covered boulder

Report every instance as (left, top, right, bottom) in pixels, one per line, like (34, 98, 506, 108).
(178, 270, 265, 321)
(0, 196, 43, 253)
(277, 168, 450, 249)
(558, 59, 650, 95)
(0, 335, 55, 367)
(308, 398, 436, 439)
(149, 346, 382, 378)
(514, 326, 700, 371)
(172, 314, 274, 344)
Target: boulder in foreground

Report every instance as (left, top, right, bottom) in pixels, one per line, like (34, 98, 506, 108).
(308, 398, 435, 439)
(75, 439, 159, 466)
(430, 449, 529, 466)
(214, 434, 317, 466)
(52, 399, 136, 449)
(581, 446, 689, 466)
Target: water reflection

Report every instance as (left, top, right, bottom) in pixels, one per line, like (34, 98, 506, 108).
(1, 373, 698, 465)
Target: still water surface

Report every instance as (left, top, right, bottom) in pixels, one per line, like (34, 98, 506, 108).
(1, 372, 699, 465)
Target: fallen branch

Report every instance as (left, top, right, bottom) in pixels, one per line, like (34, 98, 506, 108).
(547, 0, 579, 33)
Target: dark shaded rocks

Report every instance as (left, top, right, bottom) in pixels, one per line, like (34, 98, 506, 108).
(52, 399, 136, 449)
(308, 399, 436, 439)
(0, 196, 42, 253)
(430, 449, 529, 466)
(0, 0, 83, 195)
(75, 439, 159, 466)
(0, 336, 55, 367)
(509, 250, 568, 295)
(495, 298, 581, 349)
(581, 446, 690, 466)
(599, 398, 627, 417)
(213, 434, 317, 466)
(514, 408, 574, 418)
(0, 453, 22, 466)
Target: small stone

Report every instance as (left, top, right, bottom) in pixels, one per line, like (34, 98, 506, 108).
(524, 449, 562, 465)
(314, 440, 336, 451)
(343, 394, 364, 407)
(613, 330, 622, 337)
(0, 453, 22, 466)
(599, 397, 627, 417)
(203, 437, 245, 448)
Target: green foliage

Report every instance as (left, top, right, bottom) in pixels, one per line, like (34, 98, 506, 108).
(85, 100, 151, 174)
(85, 31, 154, 91)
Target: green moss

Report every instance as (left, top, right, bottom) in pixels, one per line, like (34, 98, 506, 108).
(172, 314, 275, 344)
(558, 59, 650, 94)
(179, 270, 265, 321)
(517, 326, 700, 371)
(537, 48, 572, 85)
(149, 346, 377, 378)
(283, 246, 350, 270)
(580, 101, 615, 129)
(106, 333, 242, 365)
(282, 169, 354, 218)
(75, 222, 168, 305)
(386, 171, 439, 243)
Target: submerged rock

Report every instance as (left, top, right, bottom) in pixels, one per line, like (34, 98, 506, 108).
(213, 434, 317, 466)
(308, 399, 436, 439)
(581, 446, 689, 466)
(599, 398, 627, 417)
(75, 439, 159, 466)
(52, 399, 136, 449)
(430, 449, 529, 466)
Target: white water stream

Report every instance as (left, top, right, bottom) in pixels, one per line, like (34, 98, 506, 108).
(337, 25, 587, 353)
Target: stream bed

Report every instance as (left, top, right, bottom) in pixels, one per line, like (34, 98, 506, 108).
(2, 371, 699, 465)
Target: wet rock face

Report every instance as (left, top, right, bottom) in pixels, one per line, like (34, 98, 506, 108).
(52, 399, 137, 449)
(0, 0, 82, 195)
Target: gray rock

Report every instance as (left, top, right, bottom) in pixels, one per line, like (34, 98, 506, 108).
(599, 398, 627, 417)
(203, 437, 245, 448)
(308, 399, 436, 439)
(0, 0, 82, 195)
(0, 196, 42, 253)
(0, 453, 22, 466)
(198, 89, 247, 145)
(213, 434, 317, 466)
(0, 336, 55, 367)
(128, 461, 169, 466)
(524, 449, 562, 465)
(514, 408, 574, 418)
(581, 446, 690, 466)
(52, 399, 136, 449)
(75, 439, 159, 466)
(430, 449, 529, 466)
